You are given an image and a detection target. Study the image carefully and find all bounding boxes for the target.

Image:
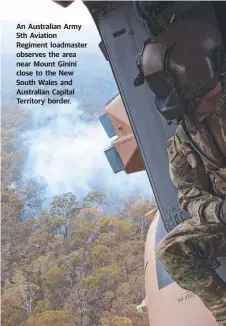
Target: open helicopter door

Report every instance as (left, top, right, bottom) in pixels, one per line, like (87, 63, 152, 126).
(82, 1, 226, 325)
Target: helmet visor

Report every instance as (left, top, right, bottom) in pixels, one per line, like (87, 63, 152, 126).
(145, 71, 173, 99)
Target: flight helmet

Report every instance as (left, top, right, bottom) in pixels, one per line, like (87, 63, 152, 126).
(134, 19, 226, 121)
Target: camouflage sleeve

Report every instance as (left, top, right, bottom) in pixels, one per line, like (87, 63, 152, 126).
(167, 125, 222, 224)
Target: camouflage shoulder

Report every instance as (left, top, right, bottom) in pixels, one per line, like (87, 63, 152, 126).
(167, 123, 188, 151)
(175, 123, 188, 144)
(167, 123, 188, 164)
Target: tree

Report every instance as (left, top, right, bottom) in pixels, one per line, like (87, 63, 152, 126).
(100, 312, 133, 326)
(17, 283, 40, 313)
(50, 192, 80, 236)
(1, 102, 150, 326)
(79, 207, 102, 224)
(21, 309, 73, 326)
(68, 217, 97, 249)
(1, 293, 26, 326)
(22, 176, 47, 217)
(27, 229, 50, 257)
(83, 190, 106, 210)
(26, 253, 56, 281)
(41, 266, 68, 309)
(1, 104, 30, 190)
(1, 193, 31, 278)
(33, 300, 52, 314)
(90, 244, 110, 267)
(129, 203, 153, 236)
(47, 217, 65, 234)
(120, 304, 149, 326)
(3, 271, 40, 316)
(66, 284, 93, 326)
(117, 195, 144, 220)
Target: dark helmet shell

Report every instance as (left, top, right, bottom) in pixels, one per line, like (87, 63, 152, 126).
(141, 19, 224, 101)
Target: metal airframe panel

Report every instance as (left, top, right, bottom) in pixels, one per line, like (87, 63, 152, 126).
(97, 2, 188, 232)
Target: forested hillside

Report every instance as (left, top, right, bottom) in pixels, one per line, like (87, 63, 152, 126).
(1, 104, 155, 326)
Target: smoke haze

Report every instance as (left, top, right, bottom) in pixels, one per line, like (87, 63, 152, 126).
(2, 20, 153, 211)
(20, 99, 152, 205)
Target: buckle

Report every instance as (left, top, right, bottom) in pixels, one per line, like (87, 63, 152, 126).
(134, 53, 145, 87)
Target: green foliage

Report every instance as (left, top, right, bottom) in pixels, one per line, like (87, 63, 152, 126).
(1, 104, 154, 326)
(100, 312, 133, 326)
(83, 189, 106, 209)
(22, 177, 47, 216)
(21, 309, 73, 326)
(33, 300, 52, 314)
(1, 293, 26, 325)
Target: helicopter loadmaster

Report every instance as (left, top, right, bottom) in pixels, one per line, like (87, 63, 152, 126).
(134, 18, 226, 325)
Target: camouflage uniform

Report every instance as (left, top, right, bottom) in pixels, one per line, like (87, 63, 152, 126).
(156, 87, 226, 325)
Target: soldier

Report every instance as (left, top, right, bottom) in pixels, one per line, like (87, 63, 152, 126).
(134, 19, 226, 325)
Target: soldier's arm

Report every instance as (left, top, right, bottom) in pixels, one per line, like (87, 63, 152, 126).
(168, 126, 223, 224)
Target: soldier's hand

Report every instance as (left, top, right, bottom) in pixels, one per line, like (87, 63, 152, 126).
(217, 197, 226, 224)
